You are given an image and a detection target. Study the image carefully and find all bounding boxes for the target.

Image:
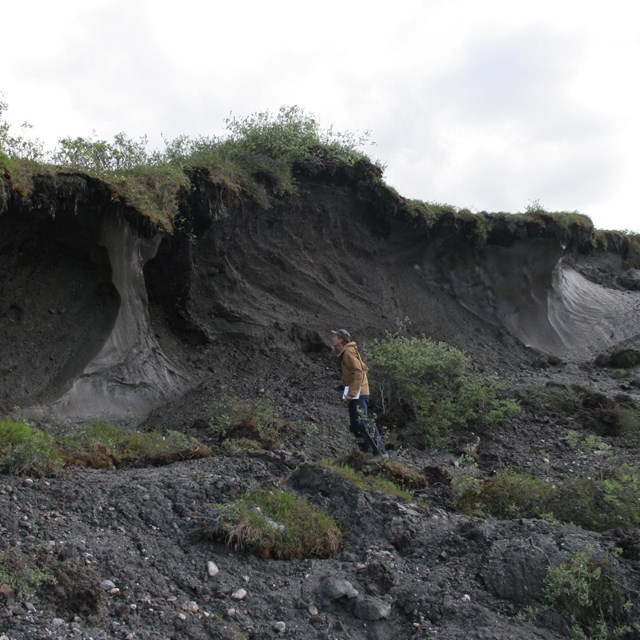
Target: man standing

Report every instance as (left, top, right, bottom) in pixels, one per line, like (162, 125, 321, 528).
(331, 329, 389, 462)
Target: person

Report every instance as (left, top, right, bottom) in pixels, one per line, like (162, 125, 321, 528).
(330, 329, 389, 462)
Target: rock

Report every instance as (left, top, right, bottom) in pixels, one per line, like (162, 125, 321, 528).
(207, 561, 219, 577)
(318, 577, 358, 601)
(353, 597, 392, 621)
(273, 620, 286, 633)
(231, 588, 247, 600)
(101, 579, 116, 591)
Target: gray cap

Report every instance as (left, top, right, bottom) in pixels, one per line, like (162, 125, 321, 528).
(331, 329, 352, 343)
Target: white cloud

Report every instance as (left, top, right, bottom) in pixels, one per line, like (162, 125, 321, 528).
(3, 0, 639, 231)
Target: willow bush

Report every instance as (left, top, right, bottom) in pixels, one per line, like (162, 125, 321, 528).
(366, 335, 519, 448)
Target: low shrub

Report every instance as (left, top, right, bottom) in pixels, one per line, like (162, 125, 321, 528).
(202, 489, 342, 560)
(458, 465, 640, 530)
(367, 334, 519, 448)
(0, 418, 64, 476)
(515, 382, 582, 414)
(543, 547, 626, 639)
(457, 467, 554, 519)
(595, 348, 640, 369)
(549, 465, 640, 530)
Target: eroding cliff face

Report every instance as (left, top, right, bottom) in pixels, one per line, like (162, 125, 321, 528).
(0, 174, 189, 423)
(423, 236, 640, 359)
(1, 168, 639, 424)
(29, 214, 189, 422)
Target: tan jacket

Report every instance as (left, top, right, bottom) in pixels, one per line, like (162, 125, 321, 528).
(338, 342, 370, 397)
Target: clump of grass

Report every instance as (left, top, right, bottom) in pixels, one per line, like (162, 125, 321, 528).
(320, 459, 416, 501)
(209, 395, 295, 453)
(202, 489, 342, 560)
(60, 421, 211, 468)
(106, 164, 190, 231)
(544, 547, 627, 640)
(0, 417, 211, 475)
(0, 547, 56, 595)
(0, 418, 64, 476)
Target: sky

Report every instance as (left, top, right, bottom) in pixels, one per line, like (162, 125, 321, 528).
(3, 0, 639, 232)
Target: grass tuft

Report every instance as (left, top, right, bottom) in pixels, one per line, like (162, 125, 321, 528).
(202, 489, 342, 560)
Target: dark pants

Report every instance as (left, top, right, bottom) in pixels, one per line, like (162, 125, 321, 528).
(348, 396, 387, 455)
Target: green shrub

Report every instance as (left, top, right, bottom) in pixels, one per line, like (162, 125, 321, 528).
(202, 489, 342, 560)
(0, 418, 64, 476)
(367, 335, 519, 448)
(550, 465, 640, 530)
(515, 382, 582, 414)
(219, 105, 370, 167)
(458, 465, 640, 530)
(544, 547, 626, 639)
(623, 233, 640, 269)
(596, 348, 640, 369)
(457, 467, 554, 519)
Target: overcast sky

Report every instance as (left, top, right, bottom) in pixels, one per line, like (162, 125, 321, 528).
(3, 0, 639, 232)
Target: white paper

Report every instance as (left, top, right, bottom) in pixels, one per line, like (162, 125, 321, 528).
(342, 386, 361, 400)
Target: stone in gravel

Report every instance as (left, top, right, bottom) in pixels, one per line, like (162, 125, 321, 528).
(353, 597, 392, 621)
(231, 588, 247, 600)
(318, 577, 358, 601)
(273, 620, 286, 633)
(207, 561, 219, 577)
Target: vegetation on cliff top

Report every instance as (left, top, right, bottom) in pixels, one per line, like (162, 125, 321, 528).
(1, 97, 639, 261)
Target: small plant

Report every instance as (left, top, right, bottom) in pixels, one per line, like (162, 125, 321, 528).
(0, 547, 56, 594)
(202, 489, 342, 560)
(449, 455, 483, 497)
(543, 547, 625, 639)
(0, 418, 64, 476)
(367, 334, 519, 448)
